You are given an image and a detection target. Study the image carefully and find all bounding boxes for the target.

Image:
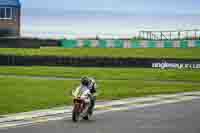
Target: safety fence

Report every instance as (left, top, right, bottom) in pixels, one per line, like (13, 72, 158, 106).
(60, 40, 200, 48)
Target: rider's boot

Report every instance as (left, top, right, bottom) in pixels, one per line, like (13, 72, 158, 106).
(88, 96, 95, 115)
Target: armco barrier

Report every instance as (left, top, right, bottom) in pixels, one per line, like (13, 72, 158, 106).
(60, 39, 200, 48)
(0, 55, 200, 69)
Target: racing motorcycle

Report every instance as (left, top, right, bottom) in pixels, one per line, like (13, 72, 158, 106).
(72, 86, 92, 122)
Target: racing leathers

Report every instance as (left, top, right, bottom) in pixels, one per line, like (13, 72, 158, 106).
(87, 78, 97, 115)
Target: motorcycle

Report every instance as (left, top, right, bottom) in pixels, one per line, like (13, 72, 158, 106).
(72, 86, 92, 122)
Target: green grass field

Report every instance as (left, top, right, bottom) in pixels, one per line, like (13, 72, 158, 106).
(1, 76, 200, 115)
(0, 66, 199, 81)
(0, 48, 200, 59)
(0, 47, 199, 115)
(0, 66, 200, 115)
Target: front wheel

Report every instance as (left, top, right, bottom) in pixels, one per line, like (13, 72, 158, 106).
(72, 106, 80, 122)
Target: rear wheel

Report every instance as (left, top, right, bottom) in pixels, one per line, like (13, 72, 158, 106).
(83, 108, 92, 120)
(83, 115, 89, 120)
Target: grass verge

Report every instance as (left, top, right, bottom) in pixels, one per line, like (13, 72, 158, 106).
(0, 48, 200, 59)
(0, 77, 200, 115)
(0, 66, 200, 82)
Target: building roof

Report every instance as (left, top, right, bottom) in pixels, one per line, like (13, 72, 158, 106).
(0, 0, 21, 7)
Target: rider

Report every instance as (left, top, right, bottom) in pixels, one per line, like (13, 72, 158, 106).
(81, 76, 97, 115)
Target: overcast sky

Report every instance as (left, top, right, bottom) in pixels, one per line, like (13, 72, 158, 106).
(21, 0, 200, 14)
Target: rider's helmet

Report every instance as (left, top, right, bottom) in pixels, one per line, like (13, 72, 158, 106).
(81, 76, 90, 86)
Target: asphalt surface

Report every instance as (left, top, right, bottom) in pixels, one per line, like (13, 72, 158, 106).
(1, 99, 200, 133)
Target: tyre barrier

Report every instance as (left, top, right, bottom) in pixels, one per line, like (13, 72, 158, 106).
(0, 55, 200, 69)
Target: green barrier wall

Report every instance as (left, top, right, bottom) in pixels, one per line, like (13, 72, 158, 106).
(195, 40, 200, 48)
(60, 39, 200, 48)
(83, 40, 92, 48)
(180, 41, 189, 48)
(148, 41, 156, 48)
(131, 40, 141, 48)
(164, 41, 173, 48)
(99, 40, 108, 48)
(61, 39, 78, 48)
(114, 40, 124, 48)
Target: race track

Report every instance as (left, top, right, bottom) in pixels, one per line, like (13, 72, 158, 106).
(1, 99, 200, 133)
